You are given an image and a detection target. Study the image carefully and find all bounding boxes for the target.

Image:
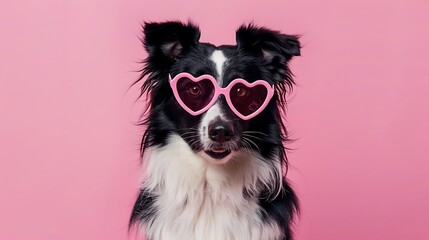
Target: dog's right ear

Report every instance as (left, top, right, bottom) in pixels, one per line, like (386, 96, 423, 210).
(143, 21, 201, 67)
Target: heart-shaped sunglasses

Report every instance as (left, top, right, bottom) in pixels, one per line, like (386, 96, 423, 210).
(169, 73, 275, 120)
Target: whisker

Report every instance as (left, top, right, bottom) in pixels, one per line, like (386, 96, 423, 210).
(242, 134, 264, 141)
(180, 132, 198, 136)
(177, 127, 198, 131)
(243, 137, 261, 153)
(181, 135, 199, 140)
(243, 131, 268, 136)
(240, 139, 254, 155)
(188, 139, 201, 149)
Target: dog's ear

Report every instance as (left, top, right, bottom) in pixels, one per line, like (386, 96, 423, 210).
(236, 24, 301, 82)
(143, 21, 201, 65)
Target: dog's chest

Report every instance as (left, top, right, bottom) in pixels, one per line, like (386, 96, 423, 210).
(142, 137, 282, 240)
(147, 185, 279, 240)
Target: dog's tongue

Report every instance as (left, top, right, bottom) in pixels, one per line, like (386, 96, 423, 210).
(212, 148, 226, 153)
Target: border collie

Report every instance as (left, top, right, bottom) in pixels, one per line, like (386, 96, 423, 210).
(130, 21, 301, 240)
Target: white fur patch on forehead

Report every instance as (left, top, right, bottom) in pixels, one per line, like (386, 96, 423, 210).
(210, 50, 227, 85)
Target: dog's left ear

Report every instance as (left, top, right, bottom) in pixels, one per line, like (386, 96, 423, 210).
(236, 24, 301, 82)
(143, 21, 201, 70)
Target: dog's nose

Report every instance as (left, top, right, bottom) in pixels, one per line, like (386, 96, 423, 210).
(208, 120, 234, 143)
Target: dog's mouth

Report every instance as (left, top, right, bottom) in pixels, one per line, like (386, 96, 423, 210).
(204, 147, 231, 159)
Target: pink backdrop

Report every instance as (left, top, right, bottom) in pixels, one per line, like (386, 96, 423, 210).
(1, 0, 428, 239)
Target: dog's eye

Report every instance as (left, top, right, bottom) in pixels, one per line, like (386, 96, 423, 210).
(235, 87, 247, 97)
(187, 83, 201, 96)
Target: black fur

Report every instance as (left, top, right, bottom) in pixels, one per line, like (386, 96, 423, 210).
(259, 183, 300, 240)
(130, 189, 158, 226)
(130, 21, 301, 239)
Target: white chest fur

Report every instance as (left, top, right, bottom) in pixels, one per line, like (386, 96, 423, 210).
(141, 135, 282, 240)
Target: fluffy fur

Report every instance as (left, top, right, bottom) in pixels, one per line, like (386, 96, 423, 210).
(130, 21, 301, 240)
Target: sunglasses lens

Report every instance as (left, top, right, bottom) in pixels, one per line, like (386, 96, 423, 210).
(230, 83, 268, 117)
(177, 77, 215, 112)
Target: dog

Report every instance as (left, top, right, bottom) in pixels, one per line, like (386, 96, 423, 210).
(129, 21, 301, 240)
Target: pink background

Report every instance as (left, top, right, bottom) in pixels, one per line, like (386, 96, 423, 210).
(1, 0, 428, 239)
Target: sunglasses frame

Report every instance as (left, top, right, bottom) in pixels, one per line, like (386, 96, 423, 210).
(169, 72, 275, 120)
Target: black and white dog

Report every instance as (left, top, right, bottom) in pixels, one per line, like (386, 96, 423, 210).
(130, 21, 301, 240)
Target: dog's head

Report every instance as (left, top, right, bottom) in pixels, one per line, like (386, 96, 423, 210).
(138, 21, 300, 165)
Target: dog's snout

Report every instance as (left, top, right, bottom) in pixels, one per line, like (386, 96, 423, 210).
(208, 120, 234, 143)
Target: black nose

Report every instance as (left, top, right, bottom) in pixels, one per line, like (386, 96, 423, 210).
(208, 120, 234, 143)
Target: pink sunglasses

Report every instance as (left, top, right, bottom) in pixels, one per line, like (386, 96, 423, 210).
(169, 73, 275, 120)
